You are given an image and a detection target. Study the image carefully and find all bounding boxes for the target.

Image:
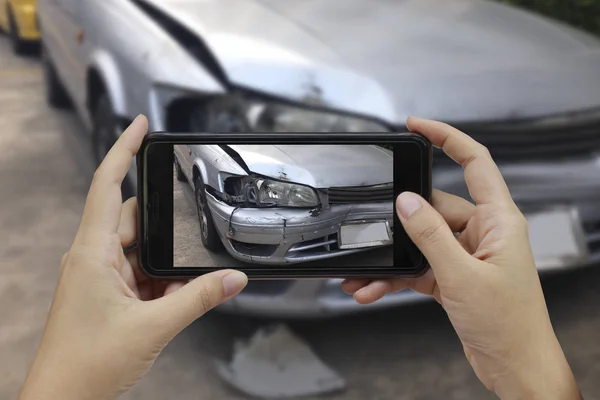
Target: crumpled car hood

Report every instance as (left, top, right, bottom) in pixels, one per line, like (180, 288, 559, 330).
(227, 145, 393, 188)
(142, 0, 600, 123)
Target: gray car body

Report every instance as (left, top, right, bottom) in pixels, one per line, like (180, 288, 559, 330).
(38, 0, 600, 317)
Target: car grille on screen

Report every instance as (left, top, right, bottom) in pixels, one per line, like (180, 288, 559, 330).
(327, 184, 394, 205)
(287, 234, 340, 256)
(431, 113, 600, 164)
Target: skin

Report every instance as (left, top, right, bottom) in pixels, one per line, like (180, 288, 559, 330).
(18, 115, 248, 400)
(343, 118, 582, 399)
(18, 116, 581, 399)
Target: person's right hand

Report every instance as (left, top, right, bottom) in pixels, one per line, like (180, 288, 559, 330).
(343, 118, 582, 400)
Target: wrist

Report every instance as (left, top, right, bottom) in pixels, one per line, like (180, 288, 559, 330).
(494, 333, 581, 400)
(19, 345, 114, 400)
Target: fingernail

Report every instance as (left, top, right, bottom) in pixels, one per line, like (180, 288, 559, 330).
(397, 192, 422, 219)
(222, 271, 248, 298)
(130, 114, 147, 126)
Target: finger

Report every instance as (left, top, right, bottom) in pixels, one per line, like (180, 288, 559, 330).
(407, 118, 512, 206)
(80, 115, 148, 235)
(396, 192, 471, 283)
(145, 270, 248, 338)
(136, 280, 156, 302)
(353, 280, 393, 304)
(164, 281, 186, 296)
(347, 270, 442, 305)
(120, 266, 141, 299)
(341, 279, 371, 295)
(389, 270, 442, 304)
(117, 250, 141, 298)
(432, 190, 475, 233)
(126, 250, 149, 284)
(118, 197, 138, 247)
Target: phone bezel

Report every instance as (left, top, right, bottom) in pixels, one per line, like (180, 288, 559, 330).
(137, 132, 432, 279)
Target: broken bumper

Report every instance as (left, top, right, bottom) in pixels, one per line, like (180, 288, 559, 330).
(206, 193, 394, 264)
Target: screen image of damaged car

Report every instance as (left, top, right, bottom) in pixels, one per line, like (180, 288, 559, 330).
(174, 144, 394, 265)
(38, 0, 600, 317)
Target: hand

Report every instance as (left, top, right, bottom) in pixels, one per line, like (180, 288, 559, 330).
(343, 118, 581, 400)
(18, 115, 248, 400)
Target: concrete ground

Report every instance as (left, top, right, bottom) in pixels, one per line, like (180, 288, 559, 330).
(2, 36, 600, 400)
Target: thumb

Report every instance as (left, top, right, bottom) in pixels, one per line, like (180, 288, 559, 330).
(396, 192, 470, 282)
(146, 270, 247, 339)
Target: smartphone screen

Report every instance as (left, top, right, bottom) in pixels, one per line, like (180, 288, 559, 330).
(139, 133, 431, 278)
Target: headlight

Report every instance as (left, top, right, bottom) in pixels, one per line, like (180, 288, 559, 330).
(190, 94, 388, 133)
(248, 102, 388, 132)
(224, 176, 320, 208)
(257, 179, 319, 207)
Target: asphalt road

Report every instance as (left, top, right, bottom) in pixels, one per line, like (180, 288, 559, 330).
(2, 36, 600, 400)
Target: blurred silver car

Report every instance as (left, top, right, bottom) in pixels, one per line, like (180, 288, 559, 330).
(38, 0, 600, 317)
(174, 144, 394, 264)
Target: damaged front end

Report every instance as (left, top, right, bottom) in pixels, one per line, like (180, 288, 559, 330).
(205, 173, 325, 260)
(202, 145, 392, 264)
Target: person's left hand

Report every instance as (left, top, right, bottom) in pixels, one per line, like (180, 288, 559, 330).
(18, 115, 248, 400)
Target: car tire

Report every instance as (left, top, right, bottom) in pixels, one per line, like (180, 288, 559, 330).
(175, 157, 187, 182)
(194, 175, 223, 252)
(7, 7, 26, 55)
(92, 94, 135, 199)
(42, 44, 71, 109)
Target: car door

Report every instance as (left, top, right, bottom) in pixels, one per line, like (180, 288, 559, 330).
(41, 0, 86, 108)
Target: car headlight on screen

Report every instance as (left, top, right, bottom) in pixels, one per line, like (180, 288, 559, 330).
(191, 93, 388, 133)
(224, 175, 320, 208)
(257, 179, 320, 207)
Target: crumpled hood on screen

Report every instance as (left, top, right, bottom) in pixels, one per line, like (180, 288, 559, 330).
(227, 144, 393, 188)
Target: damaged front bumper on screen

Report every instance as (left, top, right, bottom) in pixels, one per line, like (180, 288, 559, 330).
(206, 192, 394, 264)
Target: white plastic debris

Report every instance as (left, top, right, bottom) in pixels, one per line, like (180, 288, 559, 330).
(215, 324, 346, 399)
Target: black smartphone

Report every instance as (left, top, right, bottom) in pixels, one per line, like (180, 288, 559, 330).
(137, 132, 432, 279)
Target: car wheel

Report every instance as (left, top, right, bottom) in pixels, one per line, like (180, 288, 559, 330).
(7, 7, 26, 55)
(194, 175, 223, 252)
(42, 44, 71, 108)
(175, 157, 187, 182)
(92, 94, 135, 199)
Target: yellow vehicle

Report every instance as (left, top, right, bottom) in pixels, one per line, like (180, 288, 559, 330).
(0, 0, 39, 54)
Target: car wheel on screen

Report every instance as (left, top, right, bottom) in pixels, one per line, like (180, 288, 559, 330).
(92, 94, 135, 199)
(7, 8, 26, 55)
(194, 175, 223, 252)
(175, 157, 187, 182)
(42, 44, 71, 109)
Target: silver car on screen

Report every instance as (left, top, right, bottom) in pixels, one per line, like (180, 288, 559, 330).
(174, 144, 394, 264)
